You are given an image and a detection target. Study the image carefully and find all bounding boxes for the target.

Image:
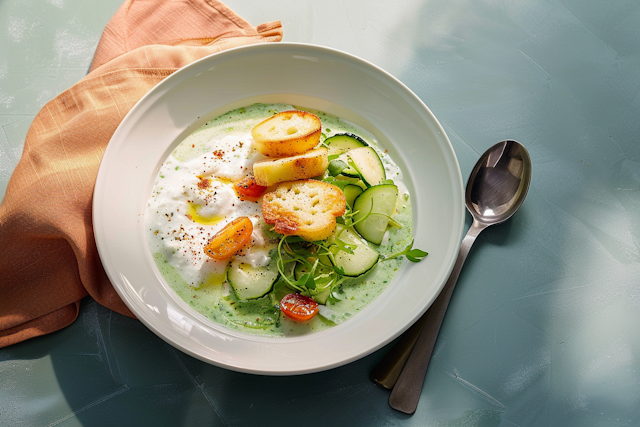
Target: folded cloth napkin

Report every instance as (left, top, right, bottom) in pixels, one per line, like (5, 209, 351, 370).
(0, 0, 282, 348)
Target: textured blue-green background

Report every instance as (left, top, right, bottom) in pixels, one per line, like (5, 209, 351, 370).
(2, 0, 640, 426)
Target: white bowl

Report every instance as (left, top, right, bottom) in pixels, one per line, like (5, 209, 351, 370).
(93, 43, 465, 375)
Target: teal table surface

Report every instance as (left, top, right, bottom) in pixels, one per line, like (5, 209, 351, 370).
(2, 0, 640, 426)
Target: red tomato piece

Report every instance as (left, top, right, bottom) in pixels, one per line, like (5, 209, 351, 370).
(204, 217, 253, 260)
(280, 293, 319, 322)
(234, 175, 267, 200)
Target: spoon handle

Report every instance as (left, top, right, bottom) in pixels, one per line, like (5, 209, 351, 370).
(388, 220, 485, 414)
(369, 305, 430, 388)
(370, 220, 483, 390)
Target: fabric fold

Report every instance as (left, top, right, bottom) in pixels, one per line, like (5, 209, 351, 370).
(0, 0, 283, 348)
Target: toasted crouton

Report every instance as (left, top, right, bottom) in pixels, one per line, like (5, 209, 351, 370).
(251, 110, 322, 157)
(262, 180, 346, 241)
(253, 147, 328, 187)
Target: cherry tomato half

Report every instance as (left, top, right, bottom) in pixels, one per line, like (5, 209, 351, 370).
(204, 216, 253, 260)
(280, 293, 319, 322)
(234, 175, 267, 200)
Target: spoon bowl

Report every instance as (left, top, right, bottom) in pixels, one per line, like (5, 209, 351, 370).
(467, 140, 531, 225)
(373, 140, 532, 414)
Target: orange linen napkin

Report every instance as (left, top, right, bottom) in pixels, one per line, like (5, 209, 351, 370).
(0, 0, 283, 348)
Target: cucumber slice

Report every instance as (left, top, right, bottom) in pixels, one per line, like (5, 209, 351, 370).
(324, 133, 367, 156)
(352, 184, 398, 245)
(312, 288, 331, 305)
(343, 184, 363, 209)
(228, 258, 279, 300)
(328, 225, 379, 277)
(338, 147, 386, 186)
(293, 262, 333, 304)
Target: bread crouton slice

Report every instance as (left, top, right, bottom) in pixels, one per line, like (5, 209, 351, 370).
(253, 147, 328, 187)
(251, 110, 322, 157)
(262, 179, 346, 241)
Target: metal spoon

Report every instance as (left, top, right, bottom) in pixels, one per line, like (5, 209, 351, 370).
(374, 140, 531, 414)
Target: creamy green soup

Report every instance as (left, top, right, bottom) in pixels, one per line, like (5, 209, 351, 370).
(145, 103, 414, 337)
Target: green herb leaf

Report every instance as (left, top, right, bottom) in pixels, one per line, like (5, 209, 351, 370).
(328, 159, 349, 177)
(333, 265, 346, 276)
(272, 277, 287, 293)
(334, 238, 356, 255)
(383, 239, 428, 263)
(322, 176, 352, 189)
(303, 273, 317, 290)
(406, 249, 428, 262)
(327, 290, 342, 305)
(285, 236, 307, 244)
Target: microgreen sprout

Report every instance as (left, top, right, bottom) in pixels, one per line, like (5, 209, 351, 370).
(271, 161, 427, 307)
(383, 239, 428, 263)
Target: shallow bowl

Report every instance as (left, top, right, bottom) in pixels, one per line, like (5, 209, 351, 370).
(93, 42, 465, 375)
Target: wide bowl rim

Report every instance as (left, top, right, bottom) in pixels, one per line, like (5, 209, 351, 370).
(93, 42, 465, 375)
